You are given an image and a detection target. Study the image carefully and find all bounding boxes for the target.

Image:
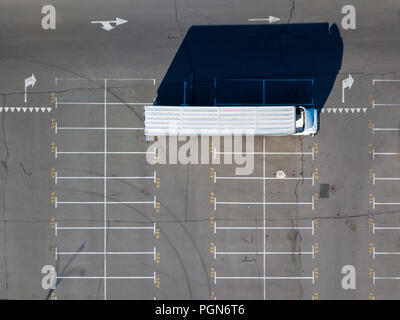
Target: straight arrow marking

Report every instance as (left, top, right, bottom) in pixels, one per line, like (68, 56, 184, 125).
(248, 16, 280, 23)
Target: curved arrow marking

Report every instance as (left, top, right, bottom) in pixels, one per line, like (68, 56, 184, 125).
(342, 74, 354, 104)
(24, 74, 36, 103)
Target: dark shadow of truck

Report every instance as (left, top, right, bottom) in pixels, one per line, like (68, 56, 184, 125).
(155, 23, 343, 110)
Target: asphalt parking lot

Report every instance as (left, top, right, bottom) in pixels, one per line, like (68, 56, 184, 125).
(0, 0, 400, 300)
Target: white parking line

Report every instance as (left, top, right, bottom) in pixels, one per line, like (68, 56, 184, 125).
(54, 148, 155, 158)
(57, 276, 155, 280)
(55, 170, 157, 184)
(214, 149, 315, 160)
(262, 137, 266, 300)
(214, 221, 315, 235)
(371, 246, 400, 259)
(372, 172, 400, 185)
(55, 124, 143, 134)
(372, 100, 400, 109)
(55, 224, 156, 236)
(372, 148, 400, 160)
(56, 250, 156, 257)
(214, 272, 315, 284)
(54, 196, 157, 208)
(103, 79, 108, 299)
(213, 245, 315, 259)
(372, 271, 400, 284)
(57, 101, 152, 106)
(214, 171, 314, 185)
(372, 223, 400, 234)
(372, 196, 400, 209)
(373, 128, 400, 131)
(57, 151, 154, 155)
(371, 121, 400, 133)
(373, 79, 400, 85)
(214, 197, 314, 210)
(55, 77, 156, 85)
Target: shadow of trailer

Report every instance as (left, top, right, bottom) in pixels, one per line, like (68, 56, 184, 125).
(155, 23, 343, 109)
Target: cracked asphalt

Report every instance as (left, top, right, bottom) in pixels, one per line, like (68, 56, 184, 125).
(0, 0, 400, 299)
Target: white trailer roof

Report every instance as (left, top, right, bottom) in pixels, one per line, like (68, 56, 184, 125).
(144, 106, 296, 136)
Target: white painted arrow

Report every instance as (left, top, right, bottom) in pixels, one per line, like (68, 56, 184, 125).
(248, 16, 280, 23)
(91, 17, 128, 31)
(342, 74, 354, 104)
(24, 74, 36, 103)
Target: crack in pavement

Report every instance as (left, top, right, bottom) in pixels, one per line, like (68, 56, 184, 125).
(184, 166, 190, 222)
(0, 108, 9, 296)
(174, 0, 184, 38)
(19, 163, 32, 177)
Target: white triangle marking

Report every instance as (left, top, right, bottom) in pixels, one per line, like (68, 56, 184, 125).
(363, 108, 367, 113)
(35, 107, 39, 112)
(0, 108, 2, 112)
(338, 108, 343, 113)
(16, 107, 21, 112)
(350, 108, 355, 113)
(4, 107, 9, 112)
(22, 108, 27, 112)
(327, 108, 331, 113)
(10, 107, 15, 112)
(356, 108, 361, 113)
(47, 107, 52, 112)
(41, 107, 46, 112)
(344, 108, 349, 113)
(332, 108, 337, 114)
(29, 107, 33, 112)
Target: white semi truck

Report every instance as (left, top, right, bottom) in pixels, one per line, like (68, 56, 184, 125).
(144, 105, 319, 136)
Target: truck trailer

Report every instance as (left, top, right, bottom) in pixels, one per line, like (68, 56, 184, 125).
(144, 105, 319, 136)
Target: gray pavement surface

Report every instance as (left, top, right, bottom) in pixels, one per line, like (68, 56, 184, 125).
(0, 0, 400, 299)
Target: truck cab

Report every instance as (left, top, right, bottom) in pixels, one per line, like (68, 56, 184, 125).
(294, 106, 319, 136)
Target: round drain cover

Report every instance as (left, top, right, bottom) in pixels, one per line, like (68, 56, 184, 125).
(276, 170, 286, 179)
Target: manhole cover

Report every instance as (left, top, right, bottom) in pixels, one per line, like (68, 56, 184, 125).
(276, 170, 286, 179)
(319, 183, 330, 198)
